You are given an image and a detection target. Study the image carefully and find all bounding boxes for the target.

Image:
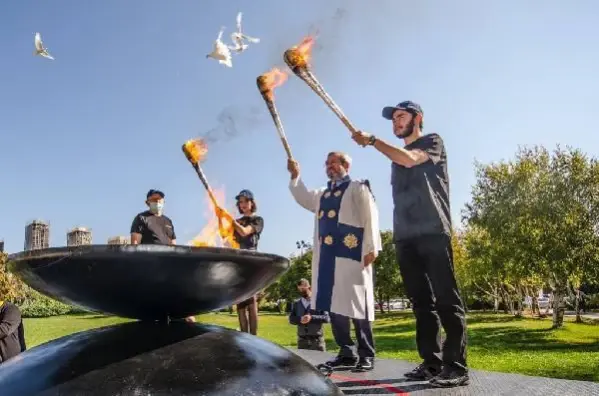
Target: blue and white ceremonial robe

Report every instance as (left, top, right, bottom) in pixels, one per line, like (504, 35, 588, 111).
(289, 176, 381, 321)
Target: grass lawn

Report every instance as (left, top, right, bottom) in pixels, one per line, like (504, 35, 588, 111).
(23, 312, 599, 382)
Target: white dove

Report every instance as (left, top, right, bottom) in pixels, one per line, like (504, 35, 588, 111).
(229, 12, 260, 54)
(206, 27, 232, 67)
(34, 32, 54, 60)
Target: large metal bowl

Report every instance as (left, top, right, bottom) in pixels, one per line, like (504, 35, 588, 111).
(7, 245, 289, 320)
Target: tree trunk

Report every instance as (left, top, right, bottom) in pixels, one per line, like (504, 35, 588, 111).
(501, 289, 510, 314)
(531, 295, 539, 316)
(575, 289, 582, 323)
(386, 296, 391, 314)
(493, 296, 499, 313)
(377, 291, 385, 314)
(552, 289, 566, 328)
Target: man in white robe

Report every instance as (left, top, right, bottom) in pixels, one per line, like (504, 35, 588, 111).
(287, 151, 382, 372)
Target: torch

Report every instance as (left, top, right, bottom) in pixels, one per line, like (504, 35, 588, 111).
(257, 68, 294, 160)
(182, 139, 220, 209)
(283, 37, 358, 135)
(182, 139, 234, 239)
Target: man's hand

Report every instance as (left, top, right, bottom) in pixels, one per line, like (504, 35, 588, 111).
(300, 314, 312, 324)
(288, 159, 300, 180)
(363, 251, 376, 267)
(352, 130, 372, 147)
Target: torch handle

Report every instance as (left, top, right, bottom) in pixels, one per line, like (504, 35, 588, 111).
(191, 163, 219, 208)
(294, 69, 358, 135)
(265, 100, 294, 160)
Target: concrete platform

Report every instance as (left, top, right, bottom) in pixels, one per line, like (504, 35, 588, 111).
(291, 349, 599, 396)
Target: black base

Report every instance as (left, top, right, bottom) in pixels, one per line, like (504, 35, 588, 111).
(0, 321, 342, 395)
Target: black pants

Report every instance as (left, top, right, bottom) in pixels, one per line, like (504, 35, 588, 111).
(298, 335, 326, 351)
(395, 234, 467, 371)
(329, 312, 376, 359)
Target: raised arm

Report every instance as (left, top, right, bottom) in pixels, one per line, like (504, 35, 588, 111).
(287, 159, 322, 213)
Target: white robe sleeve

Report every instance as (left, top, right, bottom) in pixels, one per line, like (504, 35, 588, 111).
(288, 176, 322, 213)
(357, 182, 382, 259)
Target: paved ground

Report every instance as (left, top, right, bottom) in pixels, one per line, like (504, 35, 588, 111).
(291, 349, 599, 396)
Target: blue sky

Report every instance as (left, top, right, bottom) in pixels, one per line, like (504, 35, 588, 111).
(1, 1, 598, 256)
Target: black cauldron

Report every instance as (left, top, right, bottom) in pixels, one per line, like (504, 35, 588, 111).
(0, 245, 343, 395)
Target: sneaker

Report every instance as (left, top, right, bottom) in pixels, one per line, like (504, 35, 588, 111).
(430, 367, 470, 387)
(325, 355, 358, 368)
(404, 363, 442, 380)
(352, 357, 374, 372)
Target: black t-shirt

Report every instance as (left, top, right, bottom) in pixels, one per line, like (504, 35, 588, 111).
(233, 215, 264, 250)
(391, 133, 451, 241)
(130, 210, 177, 245)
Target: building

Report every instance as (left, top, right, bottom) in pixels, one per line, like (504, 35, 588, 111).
(0, 240, 4, 253)
(24, 220, 50, 251)
(67, 227, 92, 246)
(107, 236, 130, 245)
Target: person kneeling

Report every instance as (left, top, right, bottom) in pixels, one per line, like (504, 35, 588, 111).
(289, 279, 329, 351)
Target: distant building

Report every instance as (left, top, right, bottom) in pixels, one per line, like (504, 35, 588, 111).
(107, 236, 130, 245)
(0, 240, 4, 253)
(67, 227, 92, 246)
(25, 220, 50, 251)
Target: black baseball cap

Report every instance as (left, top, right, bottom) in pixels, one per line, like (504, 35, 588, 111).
(146, 189, 165, 199)
(382, 100, 423, 120)
(235, 189, 254, 200)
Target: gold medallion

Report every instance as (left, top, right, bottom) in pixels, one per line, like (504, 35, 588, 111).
(343, 234, 359, 249)
(327, 210, 336, 218)
(324, 235, 333, 245)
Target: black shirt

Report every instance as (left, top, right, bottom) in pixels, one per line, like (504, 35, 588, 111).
(130, 210, 177, 245)
(391, 133, 451, 241)
(233, 215, 264, 250)
(0, 302, 26, 363)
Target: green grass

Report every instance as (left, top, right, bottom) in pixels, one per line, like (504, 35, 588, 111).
(23, 312, 599, 382)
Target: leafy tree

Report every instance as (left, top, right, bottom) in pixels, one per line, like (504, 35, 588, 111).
(373, 230, 403, 313)
(463, 145, 599, 327)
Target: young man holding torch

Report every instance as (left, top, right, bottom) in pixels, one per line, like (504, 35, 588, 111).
(351, 101, 469, 388)
(287, 152, 381, 372)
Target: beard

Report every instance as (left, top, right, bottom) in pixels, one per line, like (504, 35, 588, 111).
(327, 167, 347, 181)
(395, 119, 415, 139)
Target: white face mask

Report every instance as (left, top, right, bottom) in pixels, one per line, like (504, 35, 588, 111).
(149, 201, 164, 214)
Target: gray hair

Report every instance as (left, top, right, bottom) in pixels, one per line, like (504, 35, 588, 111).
(327, 151, 352, 168)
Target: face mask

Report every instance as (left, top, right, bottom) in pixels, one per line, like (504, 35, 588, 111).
(149, 201, 164, 214)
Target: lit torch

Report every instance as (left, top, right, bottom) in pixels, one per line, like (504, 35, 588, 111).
(256, 68, 294, 160)
(283, 36, 358, 135)
(182, 139, 238, 248)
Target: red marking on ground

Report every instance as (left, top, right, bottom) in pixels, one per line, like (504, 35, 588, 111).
(330, 373, 409, 395)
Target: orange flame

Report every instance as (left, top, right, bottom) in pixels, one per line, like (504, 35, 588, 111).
(189, 187, 240, 249)
(182, 138, 208, 164)
(257, 67, 288, 101)
(285, 36, 316, 69)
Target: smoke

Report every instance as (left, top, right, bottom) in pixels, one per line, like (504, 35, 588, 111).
(199, 104, 266, 144)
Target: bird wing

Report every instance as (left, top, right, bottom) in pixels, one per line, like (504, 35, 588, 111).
(216, 26, 225, 42)
(236, 12, 243, 33)
(41, 52, 54, 60)
(34, 32, 43, 51)
(241, 34, 260, 44)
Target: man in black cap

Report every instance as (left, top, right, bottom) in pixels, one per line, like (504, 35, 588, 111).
(351, 101, 469, 388)
(130, 189, 177, 246)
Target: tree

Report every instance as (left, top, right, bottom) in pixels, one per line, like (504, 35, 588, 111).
(463, 145, 599, 327)
(373, 230, 403, 313)
(0, 253, 26, 303)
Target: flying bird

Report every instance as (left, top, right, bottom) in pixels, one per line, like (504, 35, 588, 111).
(34, 32, 54, 60)
(229, 12, 260, 54)
(206, 27, 232, 67)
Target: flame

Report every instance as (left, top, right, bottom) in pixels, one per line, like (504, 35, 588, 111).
(284, 36, 316, 69)
(257, 67, 288, 101)
(182, 138, 208, 164)
(188, 187, 240, 249)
